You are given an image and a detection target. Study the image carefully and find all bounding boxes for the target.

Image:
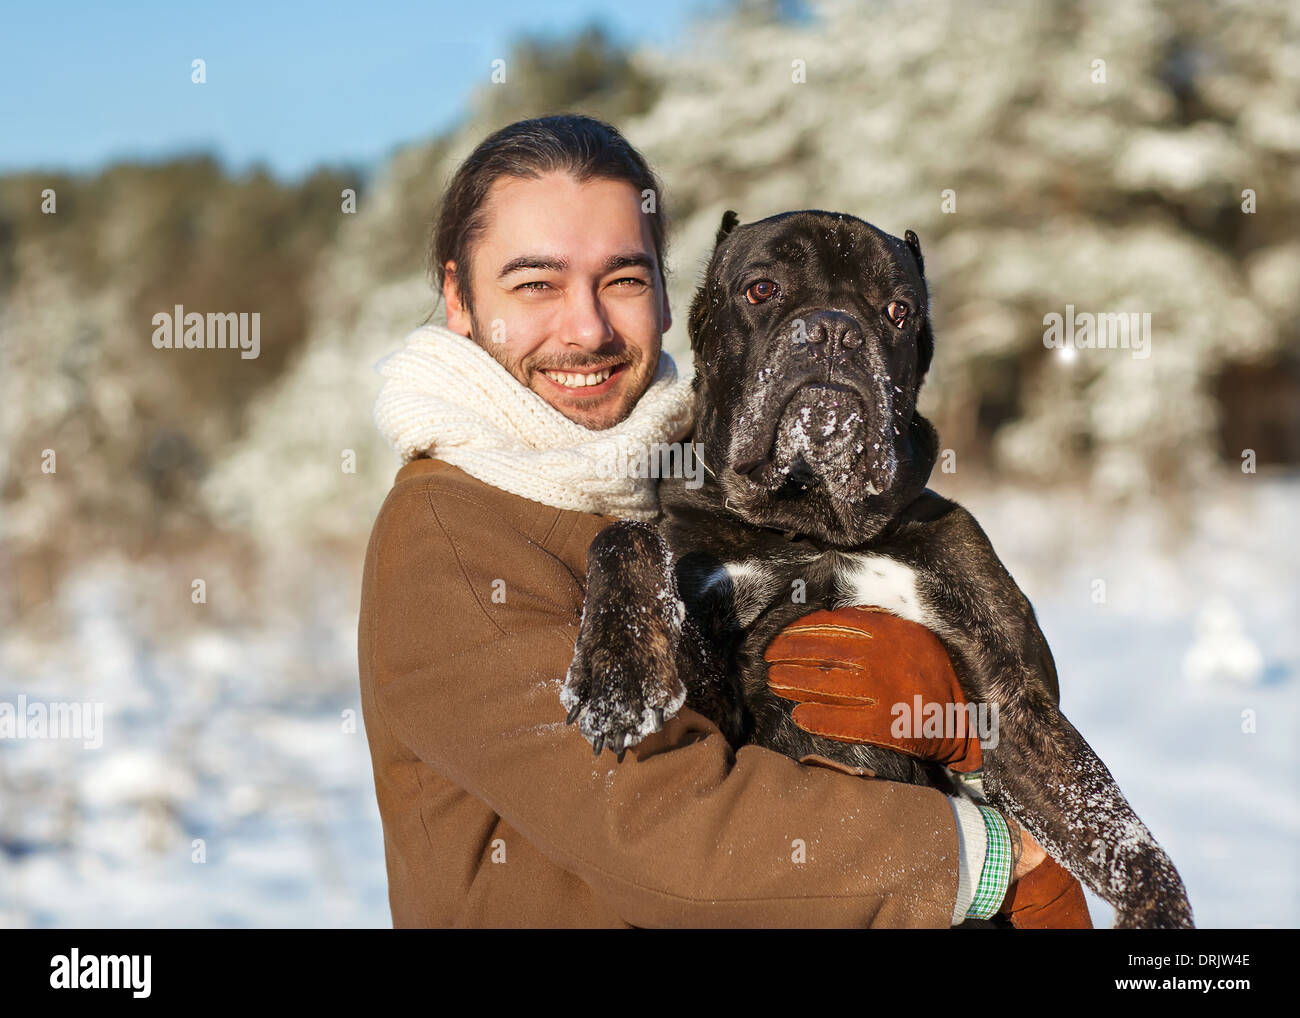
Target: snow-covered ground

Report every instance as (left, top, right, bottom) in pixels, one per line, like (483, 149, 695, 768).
(0, 547, 390, 928)
(1, 474, 1295, 928)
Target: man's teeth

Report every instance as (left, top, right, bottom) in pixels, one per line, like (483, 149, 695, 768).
(543, 367, 613, 388)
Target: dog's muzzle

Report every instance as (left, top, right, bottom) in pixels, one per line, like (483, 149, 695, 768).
(734, 379, 896, 496)
(729, 308, 902, 495)
(774, 380, 864, 456)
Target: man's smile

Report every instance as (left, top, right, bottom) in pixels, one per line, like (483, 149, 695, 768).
(534, 362, 628, 398)
(541, 366, 613, 388)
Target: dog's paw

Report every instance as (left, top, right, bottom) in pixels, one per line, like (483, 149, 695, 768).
(560, 615, 687, 762)
(1112, 889, 1195, 930)
(1114, 906, 1194, 930)
(1108, 844, 1196, 929)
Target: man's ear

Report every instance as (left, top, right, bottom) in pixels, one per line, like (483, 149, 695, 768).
(904, 230, 934, 381)
(442, 260, 472, 338)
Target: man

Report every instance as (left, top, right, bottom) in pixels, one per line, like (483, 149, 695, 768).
(359, 114, 1089, 927)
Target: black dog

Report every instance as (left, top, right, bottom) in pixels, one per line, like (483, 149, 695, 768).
(560, 210, 1194, 929)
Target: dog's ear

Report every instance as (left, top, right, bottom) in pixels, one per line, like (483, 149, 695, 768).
(716, 210, 741, 246)
(687, 213, 741, 358)
(687, 284, 712, 357)
(904, 229, 925, 277)
(904, 229, 934, 381)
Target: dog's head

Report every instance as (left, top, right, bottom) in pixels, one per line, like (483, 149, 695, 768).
(688, 209, 939, 545)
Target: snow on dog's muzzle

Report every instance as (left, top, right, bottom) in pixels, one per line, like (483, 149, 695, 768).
(732, 375, 898, 496)
(773, 382, 885, 490)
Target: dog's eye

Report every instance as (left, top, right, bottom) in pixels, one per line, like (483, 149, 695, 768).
(746, 280, 779, 304)
(886, 301, 911, 328)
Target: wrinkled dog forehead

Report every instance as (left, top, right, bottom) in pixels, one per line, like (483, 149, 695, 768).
(688, 209, 933, 370)
(712, 210, 916, 288)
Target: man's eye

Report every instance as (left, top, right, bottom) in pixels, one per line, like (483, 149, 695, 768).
(746, 279, 779, 304)
(514, 281, 551, 293)
(612, 277, 648, 288)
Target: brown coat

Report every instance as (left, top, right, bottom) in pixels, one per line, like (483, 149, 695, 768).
(357, 456, 962, 927)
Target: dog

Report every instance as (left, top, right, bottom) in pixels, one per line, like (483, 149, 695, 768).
(560, 209, 1194, 929)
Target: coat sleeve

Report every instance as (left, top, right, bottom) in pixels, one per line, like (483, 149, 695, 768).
(361, 479, 963, 928)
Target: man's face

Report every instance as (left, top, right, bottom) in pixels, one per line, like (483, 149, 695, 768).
(443, 172, 671, 431)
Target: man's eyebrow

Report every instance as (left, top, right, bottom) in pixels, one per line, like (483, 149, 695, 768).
(497, 255, 568, 279)
(495, 251, 656, 280)
(602, 252, 656, 274)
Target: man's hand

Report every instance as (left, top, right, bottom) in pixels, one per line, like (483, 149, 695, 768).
(762, 605, 982, 772)
(1009, 816, 1049, 880)
(1000, 816, 1093, 928)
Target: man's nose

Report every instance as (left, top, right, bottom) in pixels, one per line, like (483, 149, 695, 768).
(560, 286, 615, 351)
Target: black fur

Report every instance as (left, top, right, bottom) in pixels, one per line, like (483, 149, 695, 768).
(561, 210, 1194, 929)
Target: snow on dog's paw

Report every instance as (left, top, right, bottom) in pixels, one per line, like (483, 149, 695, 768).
(562, 621, 686, 762)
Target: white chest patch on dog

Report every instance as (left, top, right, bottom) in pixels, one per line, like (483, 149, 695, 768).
(701, 560, 782, 628)
(833, 553, 934, 628)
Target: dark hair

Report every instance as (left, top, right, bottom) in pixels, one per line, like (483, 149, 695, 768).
(430, 114, 669, 321)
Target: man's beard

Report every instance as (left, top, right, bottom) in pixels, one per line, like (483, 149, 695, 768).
(467, 310, 653, 429)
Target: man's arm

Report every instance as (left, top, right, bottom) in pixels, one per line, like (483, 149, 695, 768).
(360, 478, 964, 927)
(763, 602, 1088, 926)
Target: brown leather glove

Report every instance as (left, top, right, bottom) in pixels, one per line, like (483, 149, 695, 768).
(762, 605, 982, 772)
(999, 853, 1094, 929)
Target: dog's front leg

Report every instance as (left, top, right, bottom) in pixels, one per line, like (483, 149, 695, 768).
(561, 521, 730, 759)
(979, 673, 1195, 929)
(930, 591, 1195, 926)
(889, 504, 1195, 927)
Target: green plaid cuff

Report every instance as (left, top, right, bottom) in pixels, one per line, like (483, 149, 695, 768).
(967, 806, 1014, 919)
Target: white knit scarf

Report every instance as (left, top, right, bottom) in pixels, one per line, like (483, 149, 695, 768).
(372, 324, 697, 521)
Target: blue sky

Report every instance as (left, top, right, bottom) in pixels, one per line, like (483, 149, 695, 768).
(1, 0, 719, 181)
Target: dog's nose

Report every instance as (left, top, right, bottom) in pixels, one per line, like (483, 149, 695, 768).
(803, 310, 863, 353)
